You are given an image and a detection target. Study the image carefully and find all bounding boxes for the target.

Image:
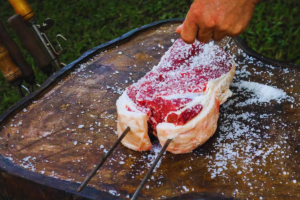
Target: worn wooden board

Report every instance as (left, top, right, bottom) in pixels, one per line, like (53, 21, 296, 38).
(0, 20, 299, 200)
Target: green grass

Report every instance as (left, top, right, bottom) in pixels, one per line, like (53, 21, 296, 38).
(0, 0, 299, 115)
(241, 0, 300, 63)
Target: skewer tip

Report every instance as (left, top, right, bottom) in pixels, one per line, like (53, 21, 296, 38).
(131, 138, 172, 200)
(77, 186, 83, 193)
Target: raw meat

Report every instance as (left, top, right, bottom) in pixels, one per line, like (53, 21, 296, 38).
(117, 39, 235, 154)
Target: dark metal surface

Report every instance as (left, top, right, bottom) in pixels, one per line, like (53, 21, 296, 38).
(0, 18, 299, 200)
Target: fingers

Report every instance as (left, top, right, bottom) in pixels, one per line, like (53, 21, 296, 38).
(197, 29, 214, 43)
(180, 12, 199, 44)
(212, 31, 226, 41)
(225, 21, 249, 37)
(178, 21, 228, 43)
(177, 0, 257, 44)
(176, 24, 183, 34)
(179, 21, 216, 43)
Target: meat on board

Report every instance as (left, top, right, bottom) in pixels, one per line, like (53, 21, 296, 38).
(117, 39, 235, 154)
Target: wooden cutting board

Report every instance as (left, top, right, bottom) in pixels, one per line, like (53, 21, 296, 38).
(0, 20, 299, 200)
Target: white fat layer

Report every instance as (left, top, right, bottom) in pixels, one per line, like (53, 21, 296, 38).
(117, 92, 144, 115)
(117, 39, 235, 153)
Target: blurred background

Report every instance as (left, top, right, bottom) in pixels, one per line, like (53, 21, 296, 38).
(0, 0, 299, 115)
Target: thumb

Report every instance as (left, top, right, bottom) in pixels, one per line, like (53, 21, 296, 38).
(176, 24, 183, 34)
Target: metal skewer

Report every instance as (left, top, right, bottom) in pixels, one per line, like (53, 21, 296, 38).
(79, 37, 230, 197)
(21, 84, 30, 94)
(77, 126, 131, 193)
(131, 138, 172, 200)
(224, 37, 233, 51)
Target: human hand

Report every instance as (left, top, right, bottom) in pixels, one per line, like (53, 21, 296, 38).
(176, 0, 261, 44)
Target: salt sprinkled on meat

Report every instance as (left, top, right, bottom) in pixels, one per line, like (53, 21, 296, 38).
(125, 39, 233, 130)
(128, 39, 232, 101)
(190, 42, 231, 68)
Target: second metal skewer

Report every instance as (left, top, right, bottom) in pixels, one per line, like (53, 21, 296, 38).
(224, 37, 233, 51)
(131, 138, 172, 200)
(77, 126, 131, 193)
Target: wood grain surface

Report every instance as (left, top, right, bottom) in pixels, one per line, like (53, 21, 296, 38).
(0, 22, 299, 199)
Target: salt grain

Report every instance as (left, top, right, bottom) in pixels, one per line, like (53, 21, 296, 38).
(182, 186, 189, 192)
(232, 81, 290, 106)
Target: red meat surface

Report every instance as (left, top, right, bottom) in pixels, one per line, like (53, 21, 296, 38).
(126, 39, 232, 130)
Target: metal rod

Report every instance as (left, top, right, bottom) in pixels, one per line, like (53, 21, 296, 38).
(31, 23, 61, 71)
(224, 37, 233, 51)
(17, 85, 24, 97)
(21, 84, 30, 94)
(77, 126, 131, 193)
(131, 139, 172, 200)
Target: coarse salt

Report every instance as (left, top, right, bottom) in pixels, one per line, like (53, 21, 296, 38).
(78, 125, 84, 128)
